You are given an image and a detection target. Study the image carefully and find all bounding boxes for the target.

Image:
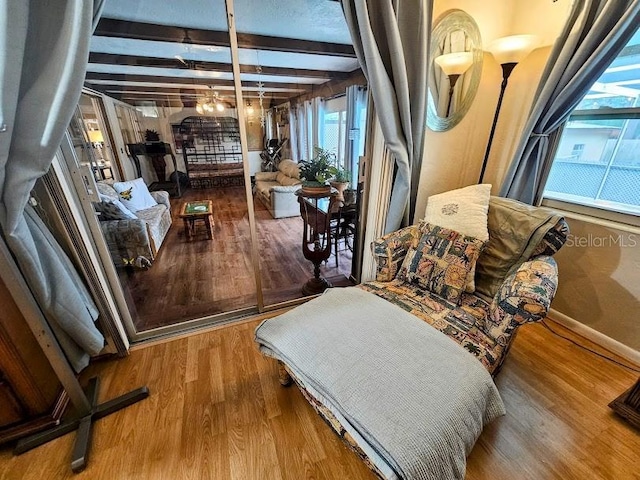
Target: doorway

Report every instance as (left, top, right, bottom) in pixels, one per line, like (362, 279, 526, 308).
(56, 0, 370, 340)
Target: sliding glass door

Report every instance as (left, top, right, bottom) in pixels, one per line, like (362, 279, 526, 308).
(231, 0, 368, 308)
(48, 0, 371, 342)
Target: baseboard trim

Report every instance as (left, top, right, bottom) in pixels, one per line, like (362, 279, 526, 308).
(547, 308, 640, 367)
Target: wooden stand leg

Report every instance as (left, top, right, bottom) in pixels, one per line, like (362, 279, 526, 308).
(277, 361, 293, 387)
(206, 214, 214, 240)
(609, 377, 640, 429)
(183, 218, 192, 240)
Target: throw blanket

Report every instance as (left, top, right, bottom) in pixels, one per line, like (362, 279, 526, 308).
(255, 287, 505, 480)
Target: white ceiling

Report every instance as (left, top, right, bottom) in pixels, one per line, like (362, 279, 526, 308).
(101, 0, 352, 44)
(89, 0, 359, 105)
(89, 37, 360, 71)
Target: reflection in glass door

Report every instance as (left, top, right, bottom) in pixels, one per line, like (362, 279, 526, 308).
(71, 0, 260, 338)
(69, 94, 116, 183)
(232, 0, 369, 307)
(57, 0, 370, 341)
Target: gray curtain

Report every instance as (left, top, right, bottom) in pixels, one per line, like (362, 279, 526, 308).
(341, 0, 431, 233)
(0, 0, 105, 372)
(500, 0, 640, 204)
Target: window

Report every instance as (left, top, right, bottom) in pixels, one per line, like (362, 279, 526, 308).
(570, 143, 585, 160)
(322, 96, 347, 166)
(544, 29, 640, 217)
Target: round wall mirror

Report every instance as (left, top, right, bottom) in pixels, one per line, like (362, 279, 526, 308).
(427, 10, 483, 131)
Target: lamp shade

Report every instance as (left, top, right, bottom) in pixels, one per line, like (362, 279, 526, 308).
(87, 130, 104, 143)
(434, 52, 474, 76)
(487, 34, 540, 65)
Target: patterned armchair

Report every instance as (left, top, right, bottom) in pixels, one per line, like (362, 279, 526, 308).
(360, 196, 569, 375)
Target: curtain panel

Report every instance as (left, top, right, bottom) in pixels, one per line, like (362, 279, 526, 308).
(295, 103, 308, 161)
(0, 0, 105, 372)
(500, 0, 640, 204)
(344, 85, 368, 186)
(289, 107, 299, 161)
(341, 0, 431, 233)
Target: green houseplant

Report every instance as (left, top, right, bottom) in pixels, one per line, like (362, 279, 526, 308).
(299, 147, 337, 194)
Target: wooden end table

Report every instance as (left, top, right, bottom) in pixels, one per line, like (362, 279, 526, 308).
(179, 200, 214, 240)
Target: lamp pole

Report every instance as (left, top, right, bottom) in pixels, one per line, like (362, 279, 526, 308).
(478, 34, 540, 184)
(478, 62, 517, 183)
(446, 74, 462, 117)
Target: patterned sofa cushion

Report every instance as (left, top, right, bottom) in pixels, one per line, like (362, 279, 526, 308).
(359, 281, 501, 373)
(398, 224, 485, 304)
(94, 195, 137, 220)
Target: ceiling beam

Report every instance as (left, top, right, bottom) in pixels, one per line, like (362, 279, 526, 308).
(88, 84, 291, 98)
(91, 85, 291, 103)
(94, 18, 356, 57)
(84, 72, 311, 91)
(289, 69, 367, 105)
(88, 53, 349, 80)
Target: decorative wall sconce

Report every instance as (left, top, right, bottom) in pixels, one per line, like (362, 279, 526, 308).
(434, 51, 474, 116)
(478, 34, 540, 183)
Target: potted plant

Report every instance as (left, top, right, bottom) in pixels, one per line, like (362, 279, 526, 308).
(329, 166, 351, 202)
(298, 147, 336, 195)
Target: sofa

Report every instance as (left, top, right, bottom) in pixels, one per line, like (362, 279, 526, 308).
(361, 195, 569, 375)
(254, 159, 302, 218)
(256, 195, 569, 479)
(94, 181, 172, 268)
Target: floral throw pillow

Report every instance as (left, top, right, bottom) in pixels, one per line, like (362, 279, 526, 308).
(397, 224, 486, 304)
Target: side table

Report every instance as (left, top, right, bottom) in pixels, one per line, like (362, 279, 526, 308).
(179, 200, 214, 241)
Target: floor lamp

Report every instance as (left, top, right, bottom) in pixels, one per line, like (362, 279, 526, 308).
(478, 35, 540, 183)
(434, 52, 474, 117)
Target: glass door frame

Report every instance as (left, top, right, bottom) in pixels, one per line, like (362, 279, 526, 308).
(57, 0, 372, 344)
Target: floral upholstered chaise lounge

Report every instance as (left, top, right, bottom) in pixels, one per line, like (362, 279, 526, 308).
(255, 194, 569, 480)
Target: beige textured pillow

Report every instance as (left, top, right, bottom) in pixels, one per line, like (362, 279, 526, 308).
(423, 184, 491, 292)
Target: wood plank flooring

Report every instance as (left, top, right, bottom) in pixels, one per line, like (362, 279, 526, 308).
(1, 318, 637, 480)
(120, 186, 352, 331)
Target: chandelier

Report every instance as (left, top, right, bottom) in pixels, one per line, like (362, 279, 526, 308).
(196, 87, 225, 114)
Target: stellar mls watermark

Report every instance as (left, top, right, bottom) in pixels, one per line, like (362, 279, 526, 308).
(566, 233, 638, 248)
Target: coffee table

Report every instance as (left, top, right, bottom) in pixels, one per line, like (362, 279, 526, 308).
(179, 200, 214, 240)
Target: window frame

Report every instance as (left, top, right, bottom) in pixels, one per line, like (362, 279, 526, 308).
(542, 107, 640, 226)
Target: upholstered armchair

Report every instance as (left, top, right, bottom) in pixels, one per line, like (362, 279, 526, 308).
(360, 196, 569, 375)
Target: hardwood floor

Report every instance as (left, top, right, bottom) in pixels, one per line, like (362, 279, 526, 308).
(120, 186, 353, 331)
(1, 318, 637, 480)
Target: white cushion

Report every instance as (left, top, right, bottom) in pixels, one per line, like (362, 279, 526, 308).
(112, 177, 157, 212)
(423, 184, 491, 293)
(423, 184, 491, 242)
